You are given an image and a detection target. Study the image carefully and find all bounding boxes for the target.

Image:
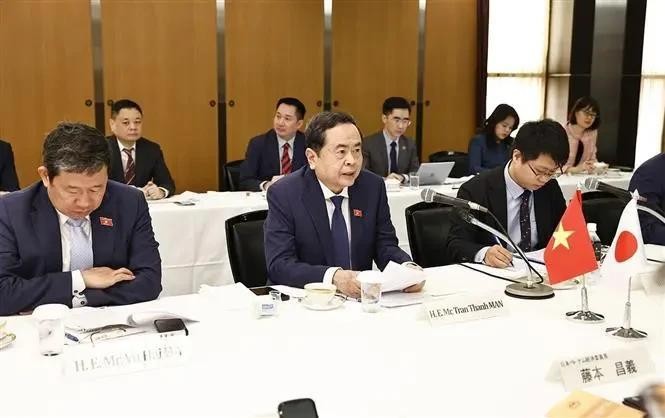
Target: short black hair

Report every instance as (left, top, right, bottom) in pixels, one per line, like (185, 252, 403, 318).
(514, 119, 569, 167)
(483, 104, 520, 140)
(111, 99, 143, 118)
(568, 96, 601, 130)
(276, 97, 306, 121)
(43, 122, 111, 180)
(305, 111, 362, 154)
(382, 97, 411, 115)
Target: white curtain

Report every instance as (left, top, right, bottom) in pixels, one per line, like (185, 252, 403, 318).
(634, 0, 665, 168)
(486, 0, 549, 128)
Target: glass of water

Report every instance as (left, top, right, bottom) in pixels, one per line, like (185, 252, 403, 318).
(409, 172, 420, 190)
(358, 271, 382, 313)
(32, 304, 69, 356)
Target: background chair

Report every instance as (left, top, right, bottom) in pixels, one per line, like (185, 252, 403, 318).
(223, 159, 244, 191)
(428, 151, 469, 178)
(405, 201, 455, 268)
(581, 193, 626, 245)
(225, 209, 268, 287)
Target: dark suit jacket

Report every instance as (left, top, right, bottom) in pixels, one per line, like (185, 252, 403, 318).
(446, 166, 566, 263)
(362, 131, 420, 177)
(630, 153, 665, 245)
(239, 129, 306, 191)
(0, 181, 162, 315)
(108, 136, 176, 196)
(264, 166, 411, 288)
(0, 140, 19, 191)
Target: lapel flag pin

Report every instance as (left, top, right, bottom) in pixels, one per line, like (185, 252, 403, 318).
(99, 217, 113, 227)
(353, 209, 363, 218)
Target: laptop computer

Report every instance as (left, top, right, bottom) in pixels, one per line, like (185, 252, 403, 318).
(416, 162, 455, 186)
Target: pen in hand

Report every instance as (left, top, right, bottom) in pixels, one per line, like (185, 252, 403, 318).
(493, 237, 515, 268)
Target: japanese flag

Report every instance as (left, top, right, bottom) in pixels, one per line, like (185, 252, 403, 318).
(600, 198, 647, 287)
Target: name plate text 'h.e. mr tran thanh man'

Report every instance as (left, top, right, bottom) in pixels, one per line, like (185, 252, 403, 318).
(424, 293, 508, 326)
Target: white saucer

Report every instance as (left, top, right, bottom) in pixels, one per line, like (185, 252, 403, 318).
(0, 332, 16, 350)
(301, 295, 345, 311)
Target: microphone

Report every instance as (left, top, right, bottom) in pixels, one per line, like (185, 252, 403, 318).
(421, 188, 488, 213)
(583, 177, 646, 202)
(457, 209, 554, 300)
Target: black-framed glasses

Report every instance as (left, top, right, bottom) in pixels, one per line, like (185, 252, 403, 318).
(582, 109, 598, 118)
(527, 162, 562, 180)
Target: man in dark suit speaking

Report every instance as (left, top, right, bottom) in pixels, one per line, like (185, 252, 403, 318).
(0, 122, 162, 316)
(107, 99, 175, 199)
(264, 111, 423, 298)
(447, 119, 569, 268)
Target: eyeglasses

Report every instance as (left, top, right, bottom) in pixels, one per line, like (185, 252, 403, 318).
(390, 117, 411, 127)
(527, 162, 562, 180)
(582, 109, 597, 118)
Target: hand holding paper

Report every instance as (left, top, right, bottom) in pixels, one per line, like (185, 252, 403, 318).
(381, 261, 427, 293)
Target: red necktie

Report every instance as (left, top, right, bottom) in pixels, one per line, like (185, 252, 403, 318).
(281, 143, 292, 175)
(123, 148, 135, 185)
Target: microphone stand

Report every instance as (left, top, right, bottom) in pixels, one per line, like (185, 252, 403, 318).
(604, 199, 661, 339)
(460, 211, 554, 299)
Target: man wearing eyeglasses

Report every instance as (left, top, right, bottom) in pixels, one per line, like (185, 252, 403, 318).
(447, 119, 569, 268)
(362, 97, 419, 183)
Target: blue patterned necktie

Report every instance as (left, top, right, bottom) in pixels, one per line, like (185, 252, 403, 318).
(518, 190, 532, 252)
(330, 195, 350, 269)
(67, 218, 93, 271)
(389, 141, 398, 173)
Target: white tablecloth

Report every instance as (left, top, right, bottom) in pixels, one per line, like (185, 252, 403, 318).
(1, 265, 662, 417)
(151, 173, 632, 296)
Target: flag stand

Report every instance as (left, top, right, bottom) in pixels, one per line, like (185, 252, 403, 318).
(566, 274, 604, 322)
(605, 276, 648, 339)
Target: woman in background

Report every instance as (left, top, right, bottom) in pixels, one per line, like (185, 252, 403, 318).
(467, 104, 519, 175)
(564, 96, 601, 174)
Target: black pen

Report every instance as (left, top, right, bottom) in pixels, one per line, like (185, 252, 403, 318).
(493, 237, 515, 268)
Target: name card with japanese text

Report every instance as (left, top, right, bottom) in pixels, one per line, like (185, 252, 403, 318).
(63, 331, 190, 379)
(424, 293, 507, 326)
(558, 347, 655, 390)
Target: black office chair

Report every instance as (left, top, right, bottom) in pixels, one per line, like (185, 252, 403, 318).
(223, 159, 244, 191)
(428, 151, 469, 178)
(405, 201, 455, 268)
(581, 194, 625, 245)
(225, 210, 268, 288)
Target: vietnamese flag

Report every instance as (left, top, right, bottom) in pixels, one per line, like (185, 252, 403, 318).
(544, 191, 598, 284)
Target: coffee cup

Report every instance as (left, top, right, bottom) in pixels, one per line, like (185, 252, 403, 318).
(304, 283, 336, 306)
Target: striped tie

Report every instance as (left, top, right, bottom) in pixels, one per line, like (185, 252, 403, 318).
(123, 148, 135, 185)
(281, 143, 292, 175)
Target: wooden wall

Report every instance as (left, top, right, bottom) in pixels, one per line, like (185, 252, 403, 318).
(0, 0, 477, 192)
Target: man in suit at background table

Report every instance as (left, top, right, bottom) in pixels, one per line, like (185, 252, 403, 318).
(362, 96, 420, 184)
(239, 97, 308, 192)
(447, 119, 569, 268)
(0, 139, 19, 193)
(264, 111, 423, 298)
(629, 152, 665, 245)
(107, 99, 176, 200)
(0, 122, 162, 316)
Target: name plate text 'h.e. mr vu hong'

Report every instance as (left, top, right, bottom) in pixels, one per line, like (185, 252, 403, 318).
(424, 293, 508, 326)
(63, 332, 190, 378)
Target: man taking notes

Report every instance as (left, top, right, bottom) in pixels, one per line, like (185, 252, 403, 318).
(0, 122, 162, 316)
(239, 97, 307, 192)
(362, 97, 420, 183)
(107, 99, 176, 200)
(447, 119, 569, 268)
(264, 111, 423, 298)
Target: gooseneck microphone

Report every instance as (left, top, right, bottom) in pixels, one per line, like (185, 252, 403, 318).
(583, 177, 646, 202)
(420, 188, 488, 213)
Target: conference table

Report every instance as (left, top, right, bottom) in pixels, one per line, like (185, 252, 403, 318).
(1, 264, 662, 417)
(149, 172, 633, 296)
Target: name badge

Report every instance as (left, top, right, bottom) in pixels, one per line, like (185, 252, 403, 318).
(63, 332, 190, 379)
(555, 347, 655, 390)
(423, 293, 508, 326)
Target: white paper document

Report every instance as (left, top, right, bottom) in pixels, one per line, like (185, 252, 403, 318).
(146, 191, 202, 205)
(199, 282, 257, 310)
(381, 261, 427, 292)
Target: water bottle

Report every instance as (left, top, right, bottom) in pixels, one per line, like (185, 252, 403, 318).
(587, 223, 602, 262)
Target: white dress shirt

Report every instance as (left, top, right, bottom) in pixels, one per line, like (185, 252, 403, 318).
(383, 130, 407, 183)
(116, 141, 169, 197)
(260, 135, 296, 191)
(319, 181, 351, 284)
(56, 210, 90, 308)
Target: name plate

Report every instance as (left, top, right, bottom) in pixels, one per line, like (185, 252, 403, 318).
(63, 332, 190, 378)
(558, 346, 655, 390)
(423, 293, 507, 326)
